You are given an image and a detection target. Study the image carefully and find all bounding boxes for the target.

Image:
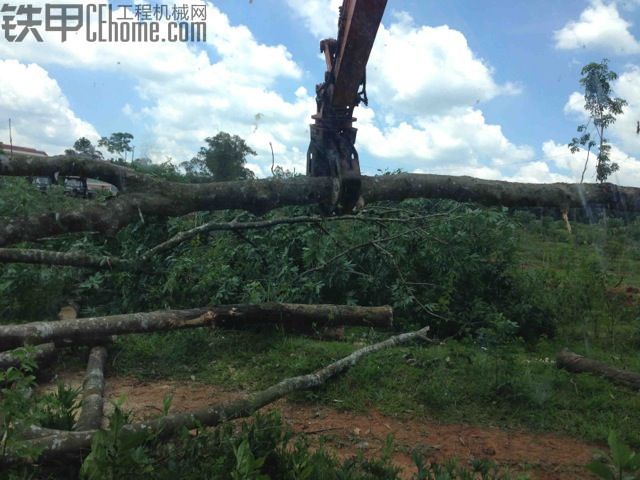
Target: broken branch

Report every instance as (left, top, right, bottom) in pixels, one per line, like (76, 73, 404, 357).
(143, 213, 422, 260)
(0, 248, 131, 270)
(8, 326, 431, 463)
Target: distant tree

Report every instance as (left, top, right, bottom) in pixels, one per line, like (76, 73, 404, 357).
(180, 155, 212, 180)
(569, 59, 627, 183)
(67, 137, 103, 160)
(98, 132, 134, 163)
(182, 132, 256, 181)
(130, 158, 185, 182)
(132, 156, 152, 167)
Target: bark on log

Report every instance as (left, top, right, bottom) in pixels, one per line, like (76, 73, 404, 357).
(7, 326, 431, 464)
(0, 343, 56, 370)
(74, 346, 108, 431)
(0, 303, 393, 351)
(2, 172, 640, 247)
(556, 348, 640, 390)
(0, 248, 131, 270)
(0, 154, 153, 192)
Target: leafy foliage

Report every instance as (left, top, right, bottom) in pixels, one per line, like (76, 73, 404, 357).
(68, 137, 103, 160)
(94, 201, 543, 341)
(587, 431, 640, 480)
(0, 348, 80, 464)
(181, 132, 256, 181)
(569, 59, 627, 183)
(98, 132, 134, 163)
(74, 408, 519, 480)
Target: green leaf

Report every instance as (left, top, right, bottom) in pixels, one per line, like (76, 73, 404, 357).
(609, 431, 633, 470)
(586, 461, 615, 480)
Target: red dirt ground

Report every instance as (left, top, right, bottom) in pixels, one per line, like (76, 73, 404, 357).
(46, 370, 600, 479)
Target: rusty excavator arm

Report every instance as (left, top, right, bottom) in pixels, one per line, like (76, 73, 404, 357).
(307, 0, 387, 212)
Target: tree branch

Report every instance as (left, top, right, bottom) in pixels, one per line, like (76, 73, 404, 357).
(6, 326, 431, 464)
(300, 226, 423, 277)
(0, 303, 393, 351)
(0, 214, 439, 269)
(0, 248, 131, 270)
(143, 212, 426, 260)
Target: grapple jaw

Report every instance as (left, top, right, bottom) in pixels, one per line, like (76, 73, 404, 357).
(307, 123, 361, 213)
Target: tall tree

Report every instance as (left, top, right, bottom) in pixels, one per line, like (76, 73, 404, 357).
(67, 137, 103, 160)
(98, 132, 134, 164)
(569, 59, 627, 183)
(183, 132, 256, 181)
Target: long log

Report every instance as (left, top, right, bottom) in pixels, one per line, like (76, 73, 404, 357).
(75, 346, 108, 431)
(0, 247, 131, 270)
(0, 303, 393, 350)
(2, 172, 640, 247)
(556, 348, 640, 390)
(0, 154, 152, 192)
(7, 326, 431, 464)
(0, 343, 56, 370)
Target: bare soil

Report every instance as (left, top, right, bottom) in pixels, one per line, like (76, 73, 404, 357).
(46, 369, 599, 479)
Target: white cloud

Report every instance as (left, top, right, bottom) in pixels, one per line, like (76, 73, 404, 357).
(554, 0, 640, 55)
(506, 161, 573, 184)
(356, 106, 535, 174)
(1, 1, 564, 185)
(284, 0, 342, 39)
(612, 66, 640, 155)
(0, 2, 302, 84)
(564, 91, 587, 118)
(0, 59, 99, 154)
(276, 5, 533, 180)
(541, 139, 640, 186)
(368, 15, 520, 116)
(0, 1, 311, 171)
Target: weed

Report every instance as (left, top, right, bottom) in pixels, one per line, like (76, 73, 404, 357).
(587, 431, 640, 480)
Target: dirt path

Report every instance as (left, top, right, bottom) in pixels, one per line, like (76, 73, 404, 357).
(47, 369, 599, 479)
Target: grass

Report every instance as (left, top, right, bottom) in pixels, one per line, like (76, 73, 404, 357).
(108, 214, 640, 450)
(110, 328, 640, 447)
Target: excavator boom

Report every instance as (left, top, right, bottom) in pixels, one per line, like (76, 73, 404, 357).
(307, 0, 387, 212)
(332, 0, 387, 109)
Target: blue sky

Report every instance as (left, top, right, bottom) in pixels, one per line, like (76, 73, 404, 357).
(1, 0, 639, 184)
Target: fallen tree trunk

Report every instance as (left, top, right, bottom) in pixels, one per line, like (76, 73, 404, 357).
(0, 248, 131, 270)
(2, 172, 640, 247)
(556, 348, 640, 390)
(75, 346, 108, 431)
(0, 303, 393, 350)
(0, 154, 152, 192)
(0, 343, 56, 370)
(7, 326, 431, 464)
